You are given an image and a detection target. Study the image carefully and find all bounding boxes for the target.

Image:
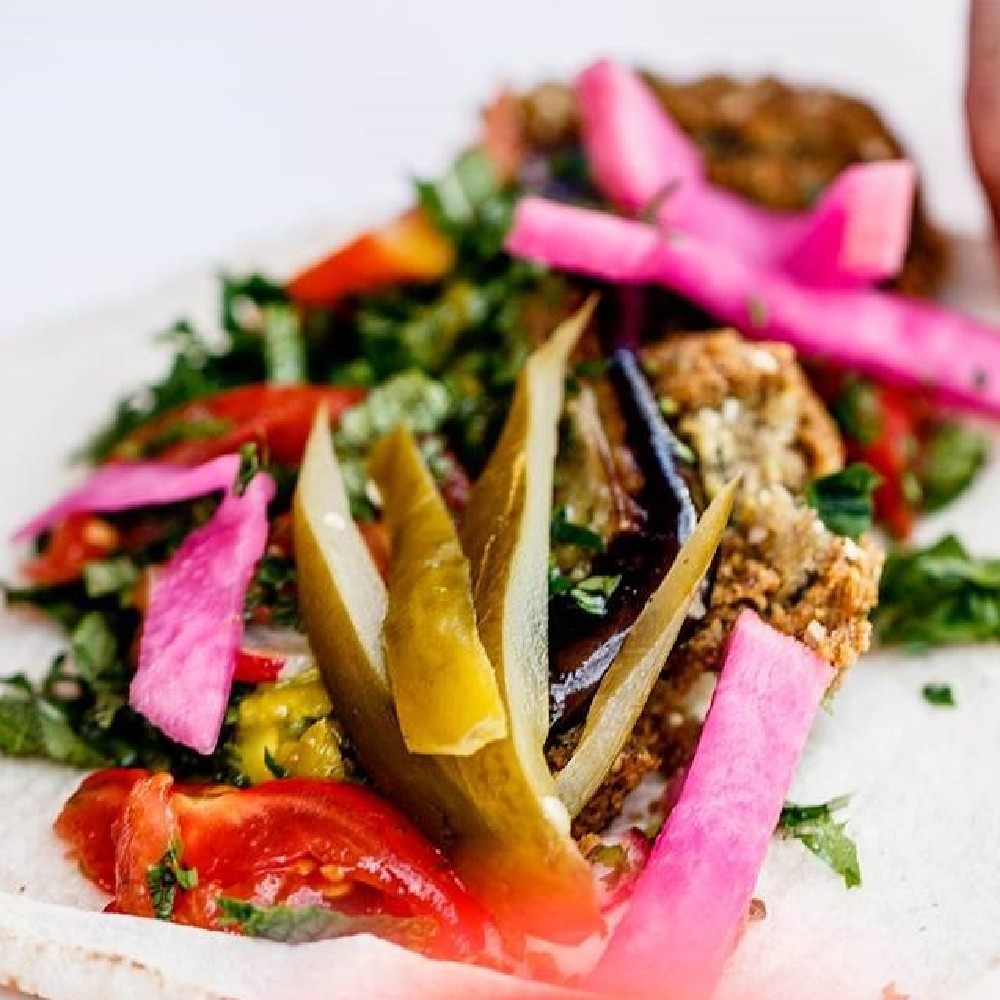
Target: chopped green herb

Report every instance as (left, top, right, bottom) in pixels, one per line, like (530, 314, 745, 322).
(831, 377, 882, 446)
(657, 395, 679, 418)
(337, 371, 451, 450)
(568, 574, 621, 616)
(922, 683, 955, 707)
(148, 837, 198, 920)
(83, 557, 139, 600)
(263, 746, 288, 779)
(235, 444, 261, 497)
(216, 897, 433, 947)
(806, 464, 882, 539)
(875, 534, 1000, 649)
(777, 796, 861, 889)
(244, 554, 299, 630)
(551, 506, 605, 552)
(260, 303, 307, 385)
(70, 612, 119, 685)
(916, 422, 989, 513)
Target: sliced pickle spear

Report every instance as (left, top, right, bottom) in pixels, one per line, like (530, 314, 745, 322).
(461, 297, 598, 754)
(555, 477, 738, 817)
(369, 424, 506, 756)
(295, 390, 598, 939)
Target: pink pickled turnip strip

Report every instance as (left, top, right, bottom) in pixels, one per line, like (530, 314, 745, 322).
(14, 455, 242, 542)
(575, 59, 915, 286)
(576, 58, 703, 214)
(130, 473, 275, 755)
(506, 196, 1000, 418)
(587, 610, 834, 1000)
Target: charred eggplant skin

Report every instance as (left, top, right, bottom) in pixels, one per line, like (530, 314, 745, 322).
(548, 349, 702, 729)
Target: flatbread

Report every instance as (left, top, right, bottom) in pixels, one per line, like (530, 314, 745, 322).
(0, 232, 998, 1000)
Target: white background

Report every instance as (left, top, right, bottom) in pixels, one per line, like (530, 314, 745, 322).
(0, 1, 984, 339)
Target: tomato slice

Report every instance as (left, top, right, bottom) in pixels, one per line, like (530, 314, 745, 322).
(23, 514, 120, 586)
(55, 770, 490, 959)
(113, 384, 364, 467)
(54, 768, 149, 893)
(287, 210, 455, 308)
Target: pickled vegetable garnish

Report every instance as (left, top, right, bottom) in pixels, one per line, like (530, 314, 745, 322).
(369, 425, 505, 756)
(235, 667, 345, 784)
(461, 299, 598, 750)
(294, 408, 598, 940)
(555, 478, 736, 815)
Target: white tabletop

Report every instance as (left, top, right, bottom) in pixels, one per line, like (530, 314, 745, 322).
(0, 0, 988, 340)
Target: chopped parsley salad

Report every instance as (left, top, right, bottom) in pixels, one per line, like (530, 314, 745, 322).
(0, 59, 997, 992)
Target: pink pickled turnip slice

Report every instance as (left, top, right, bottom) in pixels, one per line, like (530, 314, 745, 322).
(14, 454, 242, 542)
(506, 196, 1000, 418)
(785, 160, 916, 286)
(130, 472, 275, 755)
(587, 610, 833, 1000)
(575, 59, 915, 286)
(576, 58, 703, 213)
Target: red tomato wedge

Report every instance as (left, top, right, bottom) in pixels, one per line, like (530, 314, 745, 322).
(287, 210, 455, 308)
(54, 768, 149, 893)
(113, 384, 364, 467)
(23, 514, 120, 586)
(55, 770, 491, 960)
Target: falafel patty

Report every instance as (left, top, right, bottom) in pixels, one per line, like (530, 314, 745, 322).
(549, 330, 883, 837)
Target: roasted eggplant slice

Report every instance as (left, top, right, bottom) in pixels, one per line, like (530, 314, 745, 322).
(548, 348, 703, 728)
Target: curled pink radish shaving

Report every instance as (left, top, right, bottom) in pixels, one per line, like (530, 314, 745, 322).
(506, 196, 1000, 418)
(587, 611, 834, 1000)
(13, 455, 242, 542)
(576, 60, 915, 287)
(130, 473, 275, 755)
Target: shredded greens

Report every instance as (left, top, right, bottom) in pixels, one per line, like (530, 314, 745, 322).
(875, 535, 1000, 649)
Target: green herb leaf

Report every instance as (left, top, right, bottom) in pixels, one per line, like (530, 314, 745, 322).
(70, 612, 119, 685)
(235, 444, 261, 497)
(83, 557, 139, 599)
(875, 534, 1000, 649)
(917, 422, 989, 513)
(778, 796, 861, 888)
(261, 303, 307, 385)
(216, 897, 433, 947)
(831, 377, 883, 446)
(148, 837, 198, 920)
(922, 683, 955, 707)
(551, 506, 605, 552)
(568, 574, 621, 616)
(0, 690, 107, 768)
(336, 371, 451, 450)
(806, 464, 882, 539)
(263, 746, 288, 779)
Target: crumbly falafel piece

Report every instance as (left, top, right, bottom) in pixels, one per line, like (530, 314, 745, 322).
(519, 73, 947, 297)
(558, 330, 883, 836)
